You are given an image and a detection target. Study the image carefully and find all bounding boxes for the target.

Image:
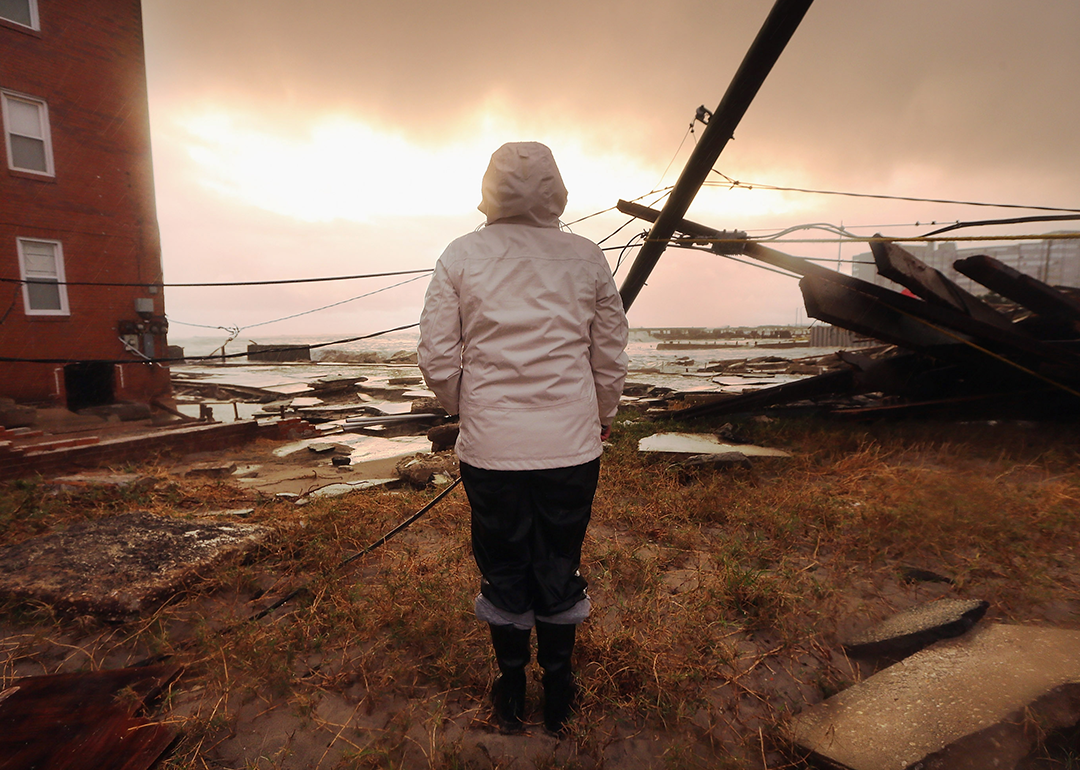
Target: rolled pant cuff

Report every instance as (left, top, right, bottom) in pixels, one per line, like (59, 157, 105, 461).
(475, 594, 535, 630)
(536, 596, 591, 625)
(475, 594, 592, 629)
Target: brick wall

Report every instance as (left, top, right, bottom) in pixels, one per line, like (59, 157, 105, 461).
(0, 0, 168, 404)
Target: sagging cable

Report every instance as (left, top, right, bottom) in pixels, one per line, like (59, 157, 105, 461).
(250, 476, 463, 621)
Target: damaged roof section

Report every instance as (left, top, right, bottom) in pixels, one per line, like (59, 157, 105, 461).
(619, 199, 1080, 421)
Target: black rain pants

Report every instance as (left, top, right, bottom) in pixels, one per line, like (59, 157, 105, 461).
(460, 458, 600, 618)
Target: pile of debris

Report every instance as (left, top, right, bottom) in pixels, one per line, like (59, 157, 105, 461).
(620, 200, 1080, 421)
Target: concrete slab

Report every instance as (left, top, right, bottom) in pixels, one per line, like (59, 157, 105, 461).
(272, 433, 428, 460)
(45, 472, 155, 493)
(788, 623, 1080, 770)
(638, 432, 791, 458)
(0, 511, 270, 618)
(185, 461, 238, 478)
(301, 478, 399, 501)
(843, 598, 989, 659)
(343, 435, 433, 466)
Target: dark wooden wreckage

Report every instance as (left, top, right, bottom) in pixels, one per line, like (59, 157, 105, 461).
(619, 200, 1080, 420)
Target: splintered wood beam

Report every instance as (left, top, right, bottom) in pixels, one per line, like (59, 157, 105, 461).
(799, 274, 962, 350)
(955, 253, 1080, 323)
(666, 368, 854, 420)
(616, 199, 1080, 378)
(869, 238, 1014, 329)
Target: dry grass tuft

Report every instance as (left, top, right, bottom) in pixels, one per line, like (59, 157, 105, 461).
(1, 416, 1079, 767)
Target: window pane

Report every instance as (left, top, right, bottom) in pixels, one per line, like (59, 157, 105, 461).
(0, 0, 32, 27)
(6, 97, 42, 138)
(10, 134, 46, 171)
(21, 240, 55, 259)
(26, 280, 62, 311)
(23, 249, 57, 276)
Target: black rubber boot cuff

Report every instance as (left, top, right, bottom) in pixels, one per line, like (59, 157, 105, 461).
(536, 621, 577, 734)
(489, 624, 531, 732)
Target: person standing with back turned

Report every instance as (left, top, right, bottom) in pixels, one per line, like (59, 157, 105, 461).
(418, 142, 628, 734)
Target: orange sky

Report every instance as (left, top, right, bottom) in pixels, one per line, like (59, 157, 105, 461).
(139, 0, 1080, 339)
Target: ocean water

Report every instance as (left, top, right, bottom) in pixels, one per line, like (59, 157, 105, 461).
(170, 329, 832, 368)
(169, 328, 839, 397)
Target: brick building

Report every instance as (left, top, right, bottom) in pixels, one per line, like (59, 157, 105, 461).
(0, 0, 170, 411)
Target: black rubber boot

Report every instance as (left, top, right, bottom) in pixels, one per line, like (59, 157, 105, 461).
(536, 621, 577, 734)
(489, 623, 531, 733)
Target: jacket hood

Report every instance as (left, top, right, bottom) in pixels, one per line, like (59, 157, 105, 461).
(478, 142, 568, 227)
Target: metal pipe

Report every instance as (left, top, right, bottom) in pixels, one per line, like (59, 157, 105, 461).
(618, 0, 814, 311)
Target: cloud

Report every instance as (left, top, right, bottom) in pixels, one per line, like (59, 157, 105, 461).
(141, 0, 1080, 331)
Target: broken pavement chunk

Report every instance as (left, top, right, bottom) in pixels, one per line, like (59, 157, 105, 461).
(843, 598, 989, 659)
(301, 478, 398, 501)
(637, 432, 791, 458)
(185, 461, 238, 479)
(789, 623, 1080, 770)
(0, 511, 269, 617)
(45, 472, 154, 493)
(307, 442, 338, 454)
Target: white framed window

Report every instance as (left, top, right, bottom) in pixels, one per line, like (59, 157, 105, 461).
(2, 91, 54, 175)
(17, 238, 69, 315)
(0, 0, 38, 30)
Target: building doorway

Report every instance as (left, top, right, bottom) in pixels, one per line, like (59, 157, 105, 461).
(64, 362, 115, 411)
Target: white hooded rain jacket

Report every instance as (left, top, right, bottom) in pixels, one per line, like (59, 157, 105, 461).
(418, 142, 629, 471)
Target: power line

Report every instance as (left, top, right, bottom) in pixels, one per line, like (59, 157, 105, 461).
(922, 214, 1080, 237)
(240, 274, 429, 331)
(707, 172, 1080, 214)
(0, 322, 420, 365)
(165, 275, 428, 339)
(0, 268, 433, 289)
(563, 187, 673, 229)
(650, 232, 1080, 247)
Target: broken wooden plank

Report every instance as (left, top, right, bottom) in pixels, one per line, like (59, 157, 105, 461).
(869, 238, 1014, 329)
(800, 274, 964, 351)
(619, 199, 1080, 375)
(744, 240, 1080, 374)
(954, 253, 1080, 323)
(665, 368, 854, 420)
(0, 664, 181, 770)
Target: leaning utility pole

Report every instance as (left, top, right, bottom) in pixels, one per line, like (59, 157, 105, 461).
(618, 0, 815, 311)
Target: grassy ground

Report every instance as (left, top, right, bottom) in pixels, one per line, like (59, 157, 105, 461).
(2, 414, 1079, 768)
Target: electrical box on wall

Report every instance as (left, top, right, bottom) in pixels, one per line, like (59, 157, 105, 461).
(118, 316, 168, 336)
(118, 316, 169, 358)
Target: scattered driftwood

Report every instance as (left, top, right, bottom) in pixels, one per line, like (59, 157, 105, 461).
(618, 200, 1080, 421)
